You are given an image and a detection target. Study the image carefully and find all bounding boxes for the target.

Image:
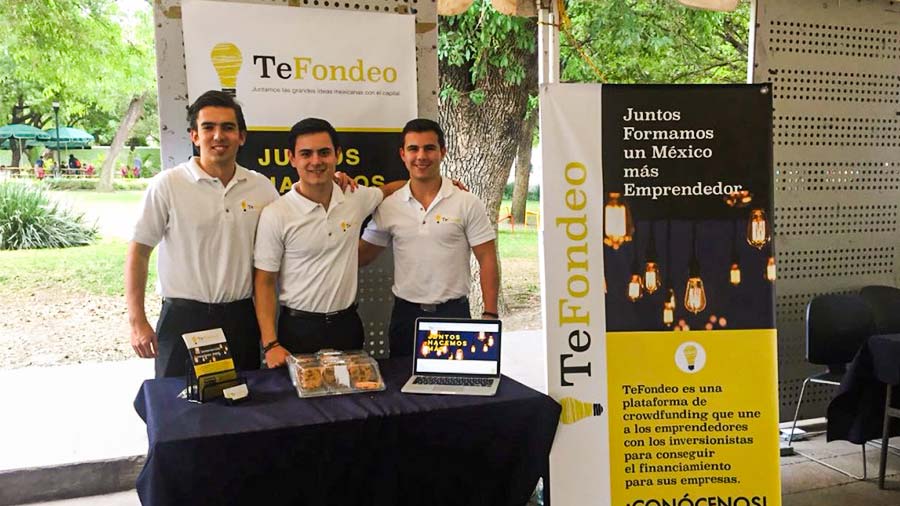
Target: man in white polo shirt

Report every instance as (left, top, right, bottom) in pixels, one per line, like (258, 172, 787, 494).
(126, 90, 280, 378)
(254, 118, 406, 367)
(359, 118, 499, 357)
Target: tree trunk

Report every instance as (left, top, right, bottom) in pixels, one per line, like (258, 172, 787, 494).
(438, 18, 538, 317)
(9, 96, 28, 167)
(10, 140, 23, 167)
(98, 93, 146, 192)
(510, 109, 538, 223)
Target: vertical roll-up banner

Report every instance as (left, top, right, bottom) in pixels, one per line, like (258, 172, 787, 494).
(181, 0, 417, 191)
(541, 84, 779, 506)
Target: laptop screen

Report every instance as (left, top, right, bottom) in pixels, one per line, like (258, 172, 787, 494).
(413, 318, 502, 376)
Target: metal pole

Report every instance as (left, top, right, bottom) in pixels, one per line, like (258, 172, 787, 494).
(52, 101, 60, 176)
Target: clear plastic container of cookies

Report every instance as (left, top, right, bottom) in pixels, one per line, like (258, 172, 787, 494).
(287, 350, 386, 398)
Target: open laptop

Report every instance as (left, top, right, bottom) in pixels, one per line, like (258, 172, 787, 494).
(401, 317, 502, 396)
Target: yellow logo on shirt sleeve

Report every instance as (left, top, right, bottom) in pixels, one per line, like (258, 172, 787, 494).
(340, 221, 352, 232)
(240, 200, 256, 212)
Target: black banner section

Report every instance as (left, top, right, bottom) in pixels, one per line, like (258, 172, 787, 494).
(236, 130, 409, 193)
(601, 85, 774, 332)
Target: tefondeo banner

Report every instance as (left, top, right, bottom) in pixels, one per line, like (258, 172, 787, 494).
(541, 84, 779, 506)
(181, 0, 417, 191)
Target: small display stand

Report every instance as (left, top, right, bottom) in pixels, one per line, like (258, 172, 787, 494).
(184, 363, 246, 403)
(287, 349, 386, 398)
(181, 328, 246, 403)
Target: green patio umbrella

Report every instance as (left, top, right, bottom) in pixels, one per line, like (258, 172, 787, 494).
(0, 124, 50, 162)
(0, 123, 51, 141)
(42, 126, 95, 149)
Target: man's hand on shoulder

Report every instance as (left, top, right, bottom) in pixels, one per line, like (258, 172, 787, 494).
(334, 171, 359, 192)
(451, 179, 468, 192)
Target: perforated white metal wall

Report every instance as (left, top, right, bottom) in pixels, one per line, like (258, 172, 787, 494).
(752, 0, 900, 421)
(153, 0, 437, 356)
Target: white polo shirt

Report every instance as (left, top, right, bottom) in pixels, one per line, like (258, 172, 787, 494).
(362, 177, 495, 305)
(254, 183, 383, 313)
(132, 158, 279, 303)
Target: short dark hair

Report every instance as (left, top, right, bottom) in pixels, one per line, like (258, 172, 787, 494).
(401, 118, 445, 149)
(186, 90, 247, 132)
(287, 118, 341, 152)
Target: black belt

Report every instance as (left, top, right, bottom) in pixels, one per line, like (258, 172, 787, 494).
(163, 297, 252, 313)
(396, 296, 468, 313)
(282, 303, 358, 322)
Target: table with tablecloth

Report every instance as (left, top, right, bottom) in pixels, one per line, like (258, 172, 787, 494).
(827, 334, 900, 444)
(133, 357, 561, 506)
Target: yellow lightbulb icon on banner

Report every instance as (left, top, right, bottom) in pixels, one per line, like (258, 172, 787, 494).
(559, 397, 604, 424)
(210, 42, 242, 97)
(675, 341, 706, 373)
(683, 345, 698, 371)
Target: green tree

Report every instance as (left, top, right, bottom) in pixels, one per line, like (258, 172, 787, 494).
(437, 0, 751, 312)
(0, 0, 156, 178)
(560, 0, 750, 84)
(439, 0, 538, 313)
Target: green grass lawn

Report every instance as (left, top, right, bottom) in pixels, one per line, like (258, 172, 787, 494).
(0, 194, 538, 298)
(0, 238, 156, 296)
(48, 189, 144, 206)
(496, 199, 539, 259)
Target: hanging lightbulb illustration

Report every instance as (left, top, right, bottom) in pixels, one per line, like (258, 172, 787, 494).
(684, 224, 707, 314)
(663, 288, 676, 327)
(627, 274, 643, 302)
(661, 221, 675, 328)
(210, 43, 243, 98)
(628, 244, 643, 302)
(603, 192, 634, 249)
(683, 345, 698, 371)
(685, 271, 707, 313)
(729, 263, 742, 286)
(746, 209, 771, 250)
(729, 219, 741, 285)
(643, 224, 661, 294)
(455, 349, 464, 360)
(559, 397, 604, 424)
(766, 256, 776, 281)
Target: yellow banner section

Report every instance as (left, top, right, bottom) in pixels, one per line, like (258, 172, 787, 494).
(607, 329, 780, 506)
(194, 358, 236, 378)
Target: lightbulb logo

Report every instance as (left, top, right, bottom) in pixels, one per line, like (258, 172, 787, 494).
(559, 397, 604, 424)
(675, 341, 706, 374)
(210, 42, 243, 98)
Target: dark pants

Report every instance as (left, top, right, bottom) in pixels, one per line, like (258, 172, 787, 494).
(155, 298, 261, 378)
(277, 305, 364, 354)
(389, 296, 471, 357)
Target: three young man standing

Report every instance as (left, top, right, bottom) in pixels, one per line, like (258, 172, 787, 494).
(127, 91, 498, 376)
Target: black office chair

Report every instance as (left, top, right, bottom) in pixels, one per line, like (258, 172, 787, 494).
(860, 285, 900, 334)
(788, 293, 876, 479)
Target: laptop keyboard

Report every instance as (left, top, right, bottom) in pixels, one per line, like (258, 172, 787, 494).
(413, 376, 494, 387)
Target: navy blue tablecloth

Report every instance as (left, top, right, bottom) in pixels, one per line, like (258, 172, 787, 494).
(134, 357, 560, 506)
(827, 334, 900, 443)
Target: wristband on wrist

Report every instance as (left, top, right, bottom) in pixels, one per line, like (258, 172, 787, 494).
(263, 340, 281, 353)
(482, 311, 499, 318)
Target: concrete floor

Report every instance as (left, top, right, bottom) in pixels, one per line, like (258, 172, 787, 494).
(26, 431, 900, 505)
(781, 432, 900, 506)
